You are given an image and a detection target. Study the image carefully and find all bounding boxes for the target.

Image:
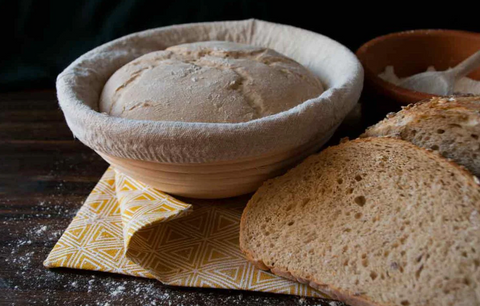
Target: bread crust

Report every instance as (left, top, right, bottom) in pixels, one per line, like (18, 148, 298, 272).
(362, 96, 480, 177)
(363, 96, 480, 137)
(239, 137, 480, 306)
(241, 247, 384, 306)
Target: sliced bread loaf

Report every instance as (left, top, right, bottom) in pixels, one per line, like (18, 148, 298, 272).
(362, 96, 480, 177)
(240, 137, 480, 306)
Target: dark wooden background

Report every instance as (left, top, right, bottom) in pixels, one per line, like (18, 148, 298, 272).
(4, 1, 480, 92)
(0, 90, 359, 305)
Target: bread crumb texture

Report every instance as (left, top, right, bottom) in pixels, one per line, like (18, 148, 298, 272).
(99, 41, 324, 123)
(363, 96, 480, 178)
(240, 137, 480, 306)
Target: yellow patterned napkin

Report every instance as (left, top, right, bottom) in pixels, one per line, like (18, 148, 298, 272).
(44, 167, 322, 297)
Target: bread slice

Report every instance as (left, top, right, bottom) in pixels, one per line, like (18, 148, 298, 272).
(362, 96, 480, 178)
(240, 137, 480, 306)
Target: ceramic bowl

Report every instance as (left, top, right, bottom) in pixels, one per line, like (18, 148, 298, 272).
(356, 29, 480, 122)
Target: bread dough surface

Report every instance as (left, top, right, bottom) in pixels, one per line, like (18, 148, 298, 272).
(99, 41, 324, 123)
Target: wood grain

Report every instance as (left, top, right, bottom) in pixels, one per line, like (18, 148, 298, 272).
(0, 90, 352, 306)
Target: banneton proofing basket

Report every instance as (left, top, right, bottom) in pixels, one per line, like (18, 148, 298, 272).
(57, 19, 363, 199)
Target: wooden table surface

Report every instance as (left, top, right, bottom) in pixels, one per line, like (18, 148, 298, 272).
(0, 90, 360, 306)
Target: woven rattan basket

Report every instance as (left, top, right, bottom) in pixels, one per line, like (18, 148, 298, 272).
(57, 19, 363, 198)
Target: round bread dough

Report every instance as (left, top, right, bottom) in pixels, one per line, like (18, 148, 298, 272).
(99, 41, 324, 123)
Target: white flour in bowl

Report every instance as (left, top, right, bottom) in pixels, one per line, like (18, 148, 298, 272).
(379, 65, 480, 95)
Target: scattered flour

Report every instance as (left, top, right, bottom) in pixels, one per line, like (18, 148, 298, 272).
(111, 285, 126, 296)
(35, 225, 48, 235)
(3, 197, 346, 306)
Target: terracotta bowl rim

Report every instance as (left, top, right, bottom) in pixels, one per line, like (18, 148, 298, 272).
(356, 29, 480, 105)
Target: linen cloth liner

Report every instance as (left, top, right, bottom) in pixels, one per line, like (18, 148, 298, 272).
(44, 167, 324, 297)
(56, 19, 363, 164)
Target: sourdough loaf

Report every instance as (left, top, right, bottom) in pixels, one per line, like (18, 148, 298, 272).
(240, 137, 480, 306)
(99, 41, 324, 123)
(362, 96, 480, 177)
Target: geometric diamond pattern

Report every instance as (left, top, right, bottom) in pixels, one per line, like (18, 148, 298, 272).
(44, 167, 324, 297)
